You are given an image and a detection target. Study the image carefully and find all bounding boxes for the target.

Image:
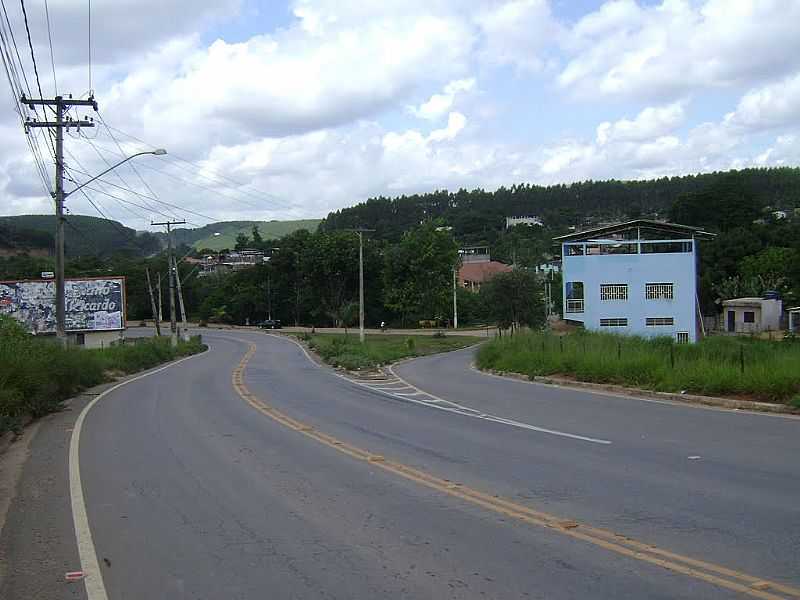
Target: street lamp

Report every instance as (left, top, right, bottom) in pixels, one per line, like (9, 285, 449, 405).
(64, 149, 167, 198)
(54, 148, 167, 343)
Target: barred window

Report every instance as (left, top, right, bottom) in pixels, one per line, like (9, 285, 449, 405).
(676, 332, 689, 344)
(646, 317, 674, 326)
(600, 318, 628, 327)
(600, 284, 628, 301)
(646, 282, 674, 300)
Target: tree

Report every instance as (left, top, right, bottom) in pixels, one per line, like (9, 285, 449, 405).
(251, 225, 264, 247)
(383, 223, 458, 326)
(234, 232, 250, 250)
(480, 270, 545, 330)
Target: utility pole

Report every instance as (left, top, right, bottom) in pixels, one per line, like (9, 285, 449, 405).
(346, 228, 374, 343)
(145, 268, 161, 336)
(23, 94, 97, 343)
(157, 274, 163, 323)
(453, 266, 458, 329)
(152, 220, 186, 346)
(267, 270, 272, 321)
(173, 255, 188, 337)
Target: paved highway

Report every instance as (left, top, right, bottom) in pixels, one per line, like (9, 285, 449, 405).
(2, 329, 798, 599)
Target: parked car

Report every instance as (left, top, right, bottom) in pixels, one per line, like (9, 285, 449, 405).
(259, 319, 282, 329)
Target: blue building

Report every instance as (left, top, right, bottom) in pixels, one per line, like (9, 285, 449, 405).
(556, 220, 714, 343)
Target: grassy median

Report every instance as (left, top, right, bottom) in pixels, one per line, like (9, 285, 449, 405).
(297, 332, 482, 371)
(0, 315, 206, 435)
(477, 330, 800, 405)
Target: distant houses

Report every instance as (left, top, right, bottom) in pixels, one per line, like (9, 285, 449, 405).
(198, 249, 267, 277)
(457, 246, 512, 292)
(505, 215, 543, 229)
(556, 220, 715, 343)
(720, 296, 782, 334)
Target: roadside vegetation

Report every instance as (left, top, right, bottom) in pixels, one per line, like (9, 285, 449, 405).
(477, 330, 800, 405)
(0, 316, 206, 435)
(298, 332, 482, 371)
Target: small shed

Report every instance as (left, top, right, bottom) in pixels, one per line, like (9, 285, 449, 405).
(721, 297, 782, 334)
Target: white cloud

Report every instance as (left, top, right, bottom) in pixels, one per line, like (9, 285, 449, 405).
(723, 73, 800, 131)
(409, 78, 476, 120)
(559, 0, 800, 100)
(476, 0, 561, 71)
(596, 101, 686, 145)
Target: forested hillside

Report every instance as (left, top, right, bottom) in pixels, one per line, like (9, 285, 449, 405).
(0, 221, 52, 253)
(167, 219, 321, 251)
(321, 168, 800, 243)
(0, 215, 161, 257)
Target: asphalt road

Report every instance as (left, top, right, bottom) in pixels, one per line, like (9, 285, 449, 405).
(2, 329, 798, 599)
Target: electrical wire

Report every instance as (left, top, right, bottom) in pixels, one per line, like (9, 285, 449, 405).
(43, 0, 55, 94)
(94, 112, 180, 219)
(100, 123, 299, 211)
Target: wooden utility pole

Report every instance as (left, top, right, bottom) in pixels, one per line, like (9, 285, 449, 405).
(152, 220, 186, 346)
(173, 255, 188, 338)
(23, 94, 97, 343)
(145, 268, 161, 336)
(157, 274, 163, 323)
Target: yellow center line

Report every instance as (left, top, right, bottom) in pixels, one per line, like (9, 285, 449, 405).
(231, 342, 799, 600)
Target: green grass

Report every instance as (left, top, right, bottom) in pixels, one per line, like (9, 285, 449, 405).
(297, 333, 482, 370)
(0, 316, 206, 435)
(188, 219, 321, 251)
(476, 330, 800, 404)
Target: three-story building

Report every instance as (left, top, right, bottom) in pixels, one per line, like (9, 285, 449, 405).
(556, 220, 714, 343)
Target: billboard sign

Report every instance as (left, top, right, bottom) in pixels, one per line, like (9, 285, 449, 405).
(0, 277, 126, 333)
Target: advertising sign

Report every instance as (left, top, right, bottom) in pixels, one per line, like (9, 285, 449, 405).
(0, 277, 126, 334)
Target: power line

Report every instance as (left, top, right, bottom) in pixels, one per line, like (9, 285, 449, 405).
(86, 133, 298, 216)
(94, 112, 180, 219)
(87, 0, 91, 92)
(66, 165, 214, 224)
(18, 0, 43, 101)
(43, 0, 55, 94)
(101, 123, 298, 211)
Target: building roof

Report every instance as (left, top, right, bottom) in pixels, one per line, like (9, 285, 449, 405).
(721, 297, 777, 307)
(553, 219, 715, 242)
(458, 260, 512, 284)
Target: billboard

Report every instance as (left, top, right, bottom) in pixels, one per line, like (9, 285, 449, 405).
(0, 277, 126, 334)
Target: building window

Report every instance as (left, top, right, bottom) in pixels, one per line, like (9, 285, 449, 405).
(676, 332, 689, 344)
(743, 311, 755, 323)
(646, 283, 674, 300)
(646, 317, 675, 326)
(600, 318, 628, 327)
(75, 333, 85, 346)
(565, 281, 584, 313)
(600, 284, 628, 301)
(565, 244, 584, 256)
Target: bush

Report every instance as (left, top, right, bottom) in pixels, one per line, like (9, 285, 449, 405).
(0, 315, 206, 436)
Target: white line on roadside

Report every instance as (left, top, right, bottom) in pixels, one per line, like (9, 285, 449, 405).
(69, 350, 208, 600)
(256, 333, 612, 445)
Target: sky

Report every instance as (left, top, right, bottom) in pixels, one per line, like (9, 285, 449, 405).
(1, 0, 799, 230)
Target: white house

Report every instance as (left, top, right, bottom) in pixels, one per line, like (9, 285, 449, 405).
(721, 297, 783, 334)
(556, 220, 715, 343)
(506, 215, 543, 228)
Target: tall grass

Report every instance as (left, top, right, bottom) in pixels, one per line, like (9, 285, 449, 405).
(476, 330, 800, 404)
(301, 333, 482, 370)
(0, 316, 205, 434)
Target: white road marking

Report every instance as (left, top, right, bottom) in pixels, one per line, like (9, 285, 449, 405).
(254, 332, 612, 445)
(69, 351, 207, 600)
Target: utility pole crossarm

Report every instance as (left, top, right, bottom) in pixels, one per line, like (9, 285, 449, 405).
(21, 94, 98, 109)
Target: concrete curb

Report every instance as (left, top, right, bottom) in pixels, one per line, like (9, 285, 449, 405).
(480, 368, 800, 415)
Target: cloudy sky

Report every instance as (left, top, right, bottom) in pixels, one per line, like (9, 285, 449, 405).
(1, 0, 799, 230)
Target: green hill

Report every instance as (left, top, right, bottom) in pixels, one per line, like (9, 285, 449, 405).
(0, 215, 161, 257)
(171, 220, 321, 251)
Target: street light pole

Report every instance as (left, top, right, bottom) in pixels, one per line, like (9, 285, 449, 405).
(346, 228, 374, 343)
